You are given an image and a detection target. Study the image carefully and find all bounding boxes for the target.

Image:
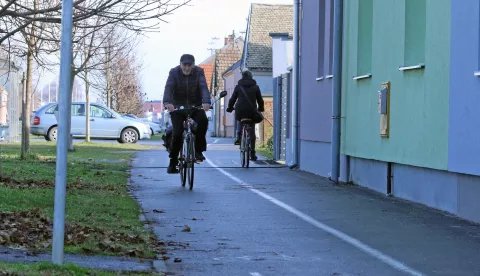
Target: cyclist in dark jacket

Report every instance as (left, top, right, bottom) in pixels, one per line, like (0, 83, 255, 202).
(226, 70, 264, 161)
(163, 54, 211, 174)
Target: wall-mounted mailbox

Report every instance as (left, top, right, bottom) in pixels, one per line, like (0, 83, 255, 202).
(378, 87, 388, 114)
(379, 81, 390, 138)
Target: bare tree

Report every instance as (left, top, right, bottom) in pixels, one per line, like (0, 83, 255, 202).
(71, 20, 139, 142)
(1, 0, 191, 149)
(110, 52, 145, 116)
(0, 0, 193, 44)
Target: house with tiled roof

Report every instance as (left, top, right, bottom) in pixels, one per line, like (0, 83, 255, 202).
(240, 3, 293, 144)
(199, 55, 215, 93)
(211, 34, 244, 137)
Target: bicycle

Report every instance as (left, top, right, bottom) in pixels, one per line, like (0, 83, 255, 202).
(240, 118, 253, 168)
(168, 91, 227, 190)
(171, 106, 202, 190)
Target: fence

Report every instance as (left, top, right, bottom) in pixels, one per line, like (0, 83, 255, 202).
(0, 64, 22, 143)
(272, 72, 291, 161)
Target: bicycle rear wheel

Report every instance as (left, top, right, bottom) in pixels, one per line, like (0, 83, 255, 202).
(187, 135, 195, 190)
(245, 131, 250, 168)
(241, 127, 250, 168)
(240, 128, 246, 168)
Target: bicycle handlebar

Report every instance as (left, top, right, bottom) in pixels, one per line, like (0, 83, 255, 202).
(171, 106, 205, 113)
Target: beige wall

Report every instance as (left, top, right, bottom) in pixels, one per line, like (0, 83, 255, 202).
(222, 67, 242, 137)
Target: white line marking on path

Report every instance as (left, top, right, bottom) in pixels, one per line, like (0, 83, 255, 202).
(250, 273, 262, 276)
(205, 157, 425, 276)
(207, 140, 219, 148)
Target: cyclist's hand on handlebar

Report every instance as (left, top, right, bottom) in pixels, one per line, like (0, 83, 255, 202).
(226, 107, 233, 113)
(165, 104, 174, 112)
(202, 103, 210, 112)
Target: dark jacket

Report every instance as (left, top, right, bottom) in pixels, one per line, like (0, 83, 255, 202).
(227, 77, 264, 121)
(163, 65, 210, 107)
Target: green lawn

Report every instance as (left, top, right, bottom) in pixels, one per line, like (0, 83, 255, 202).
(0, 142, 160, 259)
(0, 262, 159, 275)
(148, 134, 164, 141)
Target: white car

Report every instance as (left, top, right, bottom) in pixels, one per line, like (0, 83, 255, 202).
(30, 102, 151, 143)
(122, 114, 162, 136)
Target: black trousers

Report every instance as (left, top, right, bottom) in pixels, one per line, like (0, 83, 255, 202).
(169, 109, 208, 159)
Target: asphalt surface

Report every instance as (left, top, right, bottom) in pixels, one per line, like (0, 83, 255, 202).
(128, 138, 480, 276)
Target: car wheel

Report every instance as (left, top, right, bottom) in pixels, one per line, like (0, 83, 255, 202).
(44, 135, 50, 141)
(117, 138, 124, 144)
(47, 126, 57, 141)
(150, 128, 154, 136)
(120, 128, 138, 143)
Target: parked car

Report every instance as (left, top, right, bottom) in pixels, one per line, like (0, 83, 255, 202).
(121, 114, 162, 136)
(30, 102, 151, 143)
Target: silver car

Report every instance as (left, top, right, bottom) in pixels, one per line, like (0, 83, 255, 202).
(30, 102, 151, 143)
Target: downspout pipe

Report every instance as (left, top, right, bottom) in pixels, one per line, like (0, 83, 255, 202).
(289, 0, 300, 169)
(330, 0, 344, 183)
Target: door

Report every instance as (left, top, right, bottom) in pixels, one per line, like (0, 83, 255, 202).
(89, 105, 120, 138)
(71, 104, 86, 137)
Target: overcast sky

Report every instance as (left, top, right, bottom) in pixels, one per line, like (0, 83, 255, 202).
(37, 0, 293, 102)
(138, 0, 293, 101)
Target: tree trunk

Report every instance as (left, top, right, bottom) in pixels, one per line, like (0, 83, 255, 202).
(85, 71, 91, 142)
(23, 49, 34, 155)
(22, 0, 37, 157)
(68, 70, 75, 151)
(106, 48, 111, 108)
(20, 73, 26, 159)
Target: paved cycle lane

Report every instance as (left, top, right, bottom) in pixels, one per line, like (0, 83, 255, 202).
(130, 138, 480, 276)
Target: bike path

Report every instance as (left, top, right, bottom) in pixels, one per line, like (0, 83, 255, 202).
(130, 138, 480, 276)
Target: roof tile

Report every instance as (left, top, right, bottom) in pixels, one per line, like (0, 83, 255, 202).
(245, 4, 293, 70)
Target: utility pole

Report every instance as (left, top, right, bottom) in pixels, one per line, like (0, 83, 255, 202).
(52, 0, 74, 265)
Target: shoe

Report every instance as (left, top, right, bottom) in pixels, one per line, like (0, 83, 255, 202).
(195, 152, 205, 162)
(250, 152, 258, 161)
(167, 159, 179, 174)
(234, 137, 240, 145)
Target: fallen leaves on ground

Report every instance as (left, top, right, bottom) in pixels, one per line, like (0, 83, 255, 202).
(0, 177, 56, 189)
(152, 209, 165, 214)
(0, 272, 21, 276)
(0, 209, 160, 259)
(181, 225, 191, 232)
(0, 177, 117, 191)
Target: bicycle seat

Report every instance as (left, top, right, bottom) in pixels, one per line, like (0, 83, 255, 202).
(241, 118, 253, 124)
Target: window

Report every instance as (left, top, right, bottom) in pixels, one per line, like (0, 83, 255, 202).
(328, 0, 334, 75)
(45, 105, 57, 114)
(357, 0, 373, 76)
(317, 0, 326, 78)
(45, 104, 86, 116)
(404, 0, 426, 66)
(71, 104, 85, 116)
(90, 105, 112, 118)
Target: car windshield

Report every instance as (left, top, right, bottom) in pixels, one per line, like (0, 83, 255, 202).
(101, 105, 121, 118)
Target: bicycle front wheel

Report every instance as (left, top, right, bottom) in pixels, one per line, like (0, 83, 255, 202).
(179, 138, 187, 186)
(186, 135, 195, 190)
